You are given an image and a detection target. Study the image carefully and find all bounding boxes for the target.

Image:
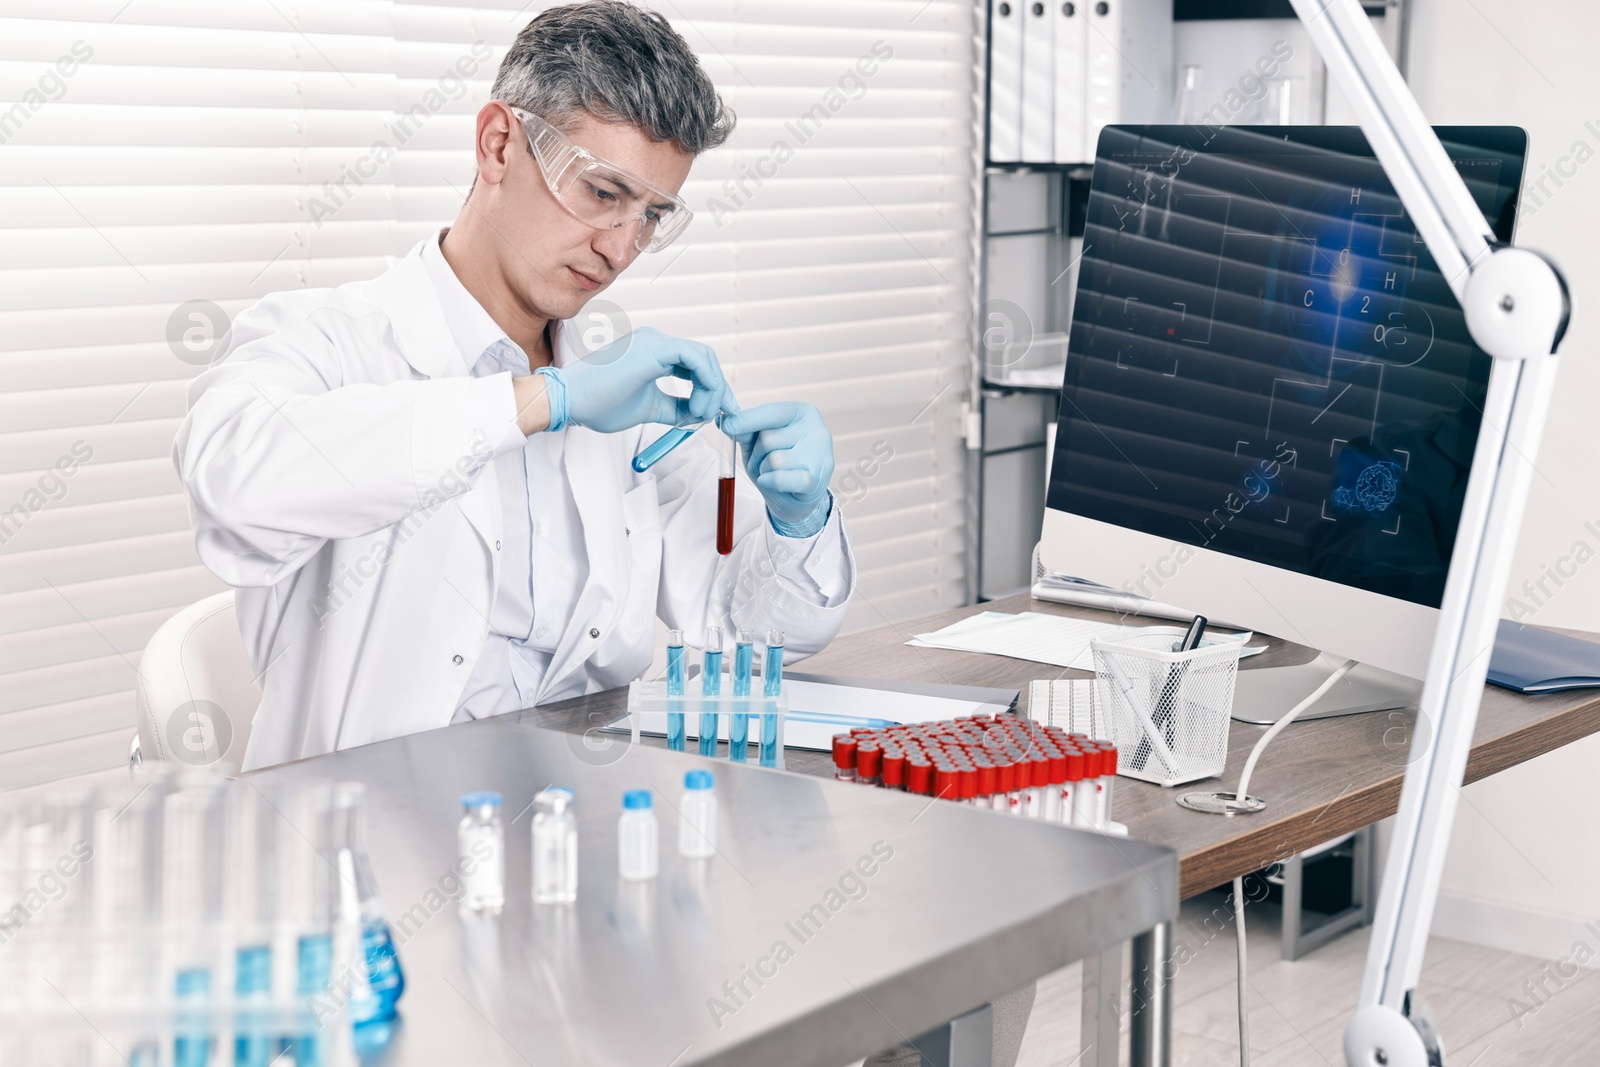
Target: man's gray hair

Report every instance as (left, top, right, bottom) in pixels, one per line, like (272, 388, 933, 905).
(493, 1, 734, 155)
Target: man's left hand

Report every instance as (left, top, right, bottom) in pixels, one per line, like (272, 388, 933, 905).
(720, 402, 835, 537)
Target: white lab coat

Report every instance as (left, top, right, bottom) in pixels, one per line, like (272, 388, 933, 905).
(174, 240, 856, 770)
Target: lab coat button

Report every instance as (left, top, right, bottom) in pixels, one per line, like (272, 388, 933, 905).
(536, 627, 548, 639)
(589, 627, 601, 639)
(452, 654, 464, 665)
(494, 540, 501, 551)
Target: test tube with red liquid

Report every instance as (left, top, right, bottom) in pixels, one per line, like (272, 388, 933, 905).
(717, 428, 736, 555)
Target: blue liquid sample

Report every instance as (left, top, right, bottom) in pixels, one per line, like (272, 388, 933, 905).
(666, 640, 686, 751)
(353, 918, 405, 1024)
(631, 426, 696, 473)
(292, 933, 333, 1067)
(234, 944, 273, 1067)
(730, 639, 754, 761)
(762, 641, 783, 767)
(173, 966, 212, 1067)
(699, 649, 722, 757)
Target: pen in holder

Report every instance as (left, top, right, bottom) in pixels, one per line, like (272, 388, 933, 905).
(1089, 628, 1242, 787)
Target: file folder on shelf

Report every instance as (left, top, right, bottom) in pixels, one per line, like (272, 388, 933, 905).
(1021, 0, 1055, 161)
(1052, 1, 1087, 164)
(989, 0, 1023, 162)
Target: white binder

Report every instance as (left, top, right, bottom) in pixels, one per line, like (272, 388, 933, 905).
(1052, 1, 1087, 163)
(1020, 0, 1054, 162)
(1084, 0, 1121, 158)
(989, 0, 1023, 162)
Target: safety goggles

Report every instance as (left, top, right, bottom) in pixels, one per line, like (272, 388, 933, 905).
(511, 106, 693, 253)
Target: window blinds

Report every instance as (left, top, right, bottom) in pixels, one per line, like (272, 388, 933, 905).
(0, 0, 977, 790)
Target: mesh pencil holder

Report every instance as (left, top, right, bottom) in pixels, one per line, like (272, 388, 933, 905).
(1089, 628, 1242, 787)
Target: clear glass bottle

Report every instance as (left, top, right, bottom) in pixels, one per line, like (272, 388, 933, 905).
(618, 790, 658, 881)
(457, 792, 505, 914)
(531, 787, 578, 905)
(678, 771, 717, 858)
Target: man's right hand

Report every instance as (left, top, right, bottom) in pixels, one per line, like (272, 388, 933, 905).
(550, 326, 738, 434)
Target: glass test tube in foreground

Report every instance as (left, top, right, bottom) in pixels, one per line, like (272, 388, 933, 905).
(229, 784, 280, 1067)
(700, 627, 723, 757)
(762, 630, 784, 767)
(666, 629, 686, 751)
(731, 629, 755, 762)
(164, 780, 227, 1067)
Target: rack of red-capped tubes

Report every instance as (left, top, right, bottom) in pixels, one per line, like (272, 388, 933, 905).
(831, 714, 1124, 833)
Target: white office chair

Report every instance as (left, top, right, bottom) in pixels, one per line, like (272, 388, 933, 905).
(133, 590, 261, 776)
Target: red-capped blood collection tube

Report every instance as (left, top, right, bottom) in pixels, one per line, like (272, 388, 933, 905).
(856, 743, 882, 787)
(832, 734, 857, 782)
(1092, 742, 1117, 828)
(1065, 747, 1088, 826)
(1043, 750, 1065, 823)
(907, 758, 933, 796)
(881, 749, 905, 791)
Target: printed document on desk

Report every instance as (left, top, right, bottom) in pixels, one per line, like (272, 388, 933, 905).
(908, 611, 1265, 670)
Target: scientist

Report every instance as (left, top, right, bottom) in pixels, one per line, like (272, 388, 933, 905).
(174, 1, 855, 770)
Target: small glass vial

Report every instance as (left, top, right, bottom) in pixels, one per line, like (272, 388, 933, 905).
(531, 786, 578, 905)
(678, 770, 717, 858)
(457, 791, 505, 914)
(618, 790, 659, 881)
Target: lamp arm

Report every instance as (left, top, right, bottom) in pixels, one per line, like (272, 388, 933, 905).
(1285, 2, 1572, 1065)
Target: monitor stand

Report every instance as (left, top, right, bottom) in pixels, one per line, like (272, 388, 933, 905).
(1230, 652, 1422, 724)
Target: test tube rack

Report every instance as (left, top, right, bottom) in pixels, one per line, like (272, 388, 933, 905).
(624, 679, 789, 769)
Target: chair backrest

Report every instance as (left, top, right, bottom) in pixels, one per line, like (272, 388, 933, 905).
(135, 590, 261, 776)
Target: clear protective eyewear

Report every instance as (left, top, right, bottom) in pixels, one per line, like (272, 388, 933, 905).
(511, 106, 693, 253)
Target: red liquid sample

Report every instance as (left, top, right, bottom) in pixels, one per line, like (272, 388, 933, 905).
(716, 477, 735, 555)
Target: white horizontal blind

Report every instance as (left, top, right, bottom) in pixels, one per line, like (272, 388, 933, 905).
(0, 0, 410, 790)
(0, 0, 976, 789)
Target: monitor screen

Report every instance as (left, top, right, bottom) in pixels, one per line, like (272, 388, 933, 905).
(1048, 125, 1527, 609)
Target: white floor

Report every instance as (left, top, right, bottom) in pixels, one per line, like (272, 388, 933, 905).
(1015, 891, 1600, 1067)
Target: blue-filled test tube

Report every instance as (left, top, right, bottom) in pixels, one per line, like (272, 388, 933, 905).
(234, 944, 273, 1067)
(762, 629, 784, 767)
(700, 627, 723, 756)
(731, 629, 754, 762)
(172, 966, 212, 1067)
(666, 629, 686, 751)
(632, 425, 696, 473)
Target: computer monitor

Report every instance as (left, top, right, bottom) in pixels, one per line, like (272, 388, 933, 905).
(1040, 125, 1528, 723)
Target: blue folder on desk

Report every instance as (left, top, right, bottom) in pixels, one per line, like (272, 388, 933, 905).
(1488, 619, 1600, 693)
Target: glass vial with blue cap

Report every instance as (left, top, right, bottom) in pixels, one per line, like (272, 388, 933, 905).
(678, 770, 717, 858)
(457, 791, 504, 914)
(618, 790, 658, 881)
(532, 787, 578, 905)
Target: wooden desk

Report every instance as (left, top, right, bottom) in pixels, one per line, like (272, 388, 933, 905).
(526, 593, 1600, 900)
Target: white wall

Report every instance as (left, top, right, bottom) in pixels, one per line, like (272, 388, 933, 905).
(1406, 0, 1600, 958)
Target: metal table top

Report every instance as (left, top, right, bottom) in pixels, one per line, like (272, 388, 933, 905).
(253, 714, 1177, 1067)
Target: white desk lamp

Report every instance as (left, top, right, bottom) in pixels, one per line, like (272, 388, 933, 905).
(1286, 1, 1572, 1065)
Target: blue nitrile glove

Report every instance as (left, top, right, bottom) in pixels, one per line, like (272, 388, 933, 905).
(542, 326, 737, 434)
(720, 402, 835, 538)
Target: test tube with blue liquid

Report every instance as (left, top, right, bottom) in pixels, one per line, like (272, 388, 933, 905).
(666, 629, 686, 751)
(762, 629, 784, 768)
(700, 627, 723, 756)
(231, 786, 278, 1067)
(731, 629, 754, 762)
(162, 781, 226, 1067)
